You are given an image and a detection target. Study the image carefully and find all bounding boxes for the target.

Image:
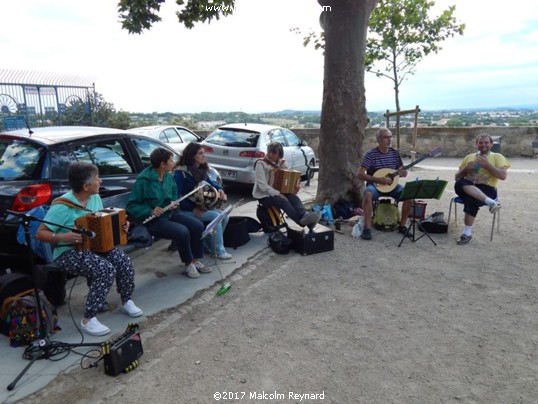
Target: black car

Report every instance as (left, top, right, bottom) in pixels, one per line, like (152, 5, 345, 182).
(0, 126, 188, 272)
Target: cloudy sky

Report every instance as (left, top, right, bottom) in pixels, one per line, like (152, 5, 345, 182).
(1, 0, 537, 113)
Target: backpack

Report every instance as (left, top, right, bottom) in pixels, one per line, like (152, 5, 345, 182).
(1, 289, 61, 347)
(333, 200, 355, 220)
(16, 205, 54, 264)
(373, 199, 401, 232)
(256, 204, 286, 233)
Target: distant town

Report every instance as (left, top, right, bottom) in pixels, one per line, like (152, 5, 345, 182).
(128, 107, 538, 131)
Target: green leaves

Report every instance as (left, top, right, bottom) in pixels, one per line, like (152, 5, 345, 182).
(117, 0, 236, 34)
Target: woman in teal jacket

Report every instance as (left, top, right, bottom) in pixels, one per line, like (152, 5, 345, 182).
(127, 148, 208, 279)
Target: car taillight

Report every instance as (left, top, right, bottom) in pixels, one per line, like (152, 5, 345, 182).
(203, 146, 214, 153)
(11, 183, 52, 212)
(239, 151, 265, 158)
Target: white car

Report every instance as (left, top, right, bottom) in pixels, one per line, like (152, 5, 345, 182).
(128, 125, 203, 155)
(201, 123, 317, 185)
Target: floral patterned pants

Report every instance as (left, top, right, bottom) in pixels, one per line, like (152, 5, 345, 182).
(56, 248, 135, 319)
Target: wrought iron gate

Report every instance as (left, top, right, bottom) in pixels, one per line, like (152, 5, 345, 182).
(0, 69, 95, 131)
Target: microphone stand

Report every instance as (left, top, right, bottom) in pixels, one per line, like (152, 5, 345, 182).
(5, 210, 101, 392)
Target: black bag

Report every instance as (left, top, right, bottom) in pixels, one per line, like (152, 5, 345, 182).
(419, 212, 448, 234)
(268, 229, 292, 254)
(128, 224, 153, 248)
(257, 204, 285, 233)
(0, 273, 34, 312)
(223, 217, 251, 249)
(333, 200, 355, 220)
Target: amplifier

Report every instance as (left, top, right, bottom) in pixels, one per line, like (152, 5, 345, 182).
(101, 323, 143, 376)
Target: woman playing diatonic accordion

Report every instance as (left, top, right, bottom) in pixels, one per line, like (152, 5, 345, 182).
(36, 162, 143, 337)
(253, 142, 321, 229)
(126, 147, 208, 279)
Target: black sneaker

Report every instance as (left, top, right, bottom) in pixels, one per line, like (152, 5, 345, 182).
(361, 228, 372, 240)
(398, 225, 408, 235)
(456, 234, 472, 245)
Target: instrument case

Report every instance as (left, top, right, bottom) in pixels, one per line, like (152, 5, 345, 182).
(287, 223, 334, 256)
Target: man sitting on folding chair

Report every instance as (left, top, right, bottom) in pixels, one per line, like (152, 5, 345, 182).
(454, 133, 510, 245)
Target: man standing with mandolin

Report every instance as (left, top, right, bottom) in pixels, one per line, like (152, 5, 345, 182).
(357, 128, 412, 240)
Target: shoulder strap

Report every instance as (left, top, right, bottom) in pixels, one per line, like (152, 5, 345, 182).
(1, 289, 35, 319)
(51, 197, 93, 212)
(255, 158, 278, 169)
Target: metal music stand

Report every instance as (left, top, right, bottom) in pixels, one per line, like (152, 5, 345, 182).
(201, 204, 234, 285)
(398, 179, 448, 247)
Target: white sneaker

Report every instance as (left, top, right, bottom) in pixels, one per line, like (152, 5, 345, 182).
(216, 252, 233, 260)
(195, 261, 212, 274)
(488, 201, 501, 214)
(121, 299, 143, 317)
(184, 263, 200, 278)
(81, 317, 111, 336)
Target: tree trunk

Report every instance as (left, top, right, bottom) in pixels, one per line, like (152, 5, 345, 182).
(317, 0, 378, 206)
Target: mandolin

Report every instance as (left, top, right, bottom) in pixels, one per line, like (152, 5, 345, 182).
(373, 147, 442, 193)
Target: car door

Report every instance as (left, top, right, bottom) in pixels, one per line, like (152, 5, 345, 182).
(282, 129, 306, 173)
(175, 127, 202, 144)
(69, 137, 137, 201)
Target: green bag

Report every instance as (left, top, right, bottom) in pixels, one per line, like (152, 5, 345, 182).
(373, 200, 401, 232)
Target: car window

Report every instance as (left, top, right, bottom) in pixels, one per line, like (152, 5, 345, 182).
(132, 138, 177, 167)
(177, 128, 199, 143)
(283, 129, 301, 147)
(0, 138, 44, 180)
(71, 140, 133, 175)
(158, 132, 168, 142)
(205, 129, 259, 147)
(268, 129, 286, 145)
(163, 128, 182, 144)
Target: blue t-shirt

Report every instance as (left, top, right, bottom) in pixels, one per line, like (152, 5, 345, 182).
(44, 192, 103, 260)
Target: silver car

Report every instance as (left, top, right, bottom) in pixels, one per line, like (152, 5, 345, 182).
(128, 125, 203, 155)
(201, 123, 316, 185)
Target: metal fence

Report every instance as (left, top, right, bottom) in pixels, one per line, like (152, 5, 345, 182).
(0, 69, 95, 131)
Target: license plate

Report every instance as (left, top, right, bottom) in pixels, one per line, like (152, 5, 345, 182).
(220, 170, 237, 180)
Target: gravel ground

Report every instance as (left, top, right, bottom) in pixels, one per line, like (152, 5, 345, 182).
(22, 161, 538, 404)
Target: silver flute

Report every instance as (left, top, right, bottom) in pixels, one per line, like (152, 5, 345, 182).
(142, 183, 206, 224)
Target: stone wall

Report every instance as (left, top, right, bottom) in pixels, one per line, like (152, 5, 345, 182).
(197, 126, 538, 158)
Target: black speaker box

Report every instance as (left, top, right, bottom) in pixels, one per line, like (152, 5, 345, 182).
(102, 324, 144, 376)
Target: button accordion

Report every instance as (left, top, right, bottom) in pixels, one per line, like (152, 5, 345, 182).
(74, 208, 127, 253)
(269, 168, 301, 194)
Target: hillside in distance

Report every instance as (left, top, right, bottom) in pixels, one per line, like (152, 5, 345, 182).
(129, 107, 538, 130)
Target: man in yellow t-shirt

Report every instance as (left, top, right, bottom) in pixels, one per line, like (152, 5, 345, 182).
(454, 134, 510, 245)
